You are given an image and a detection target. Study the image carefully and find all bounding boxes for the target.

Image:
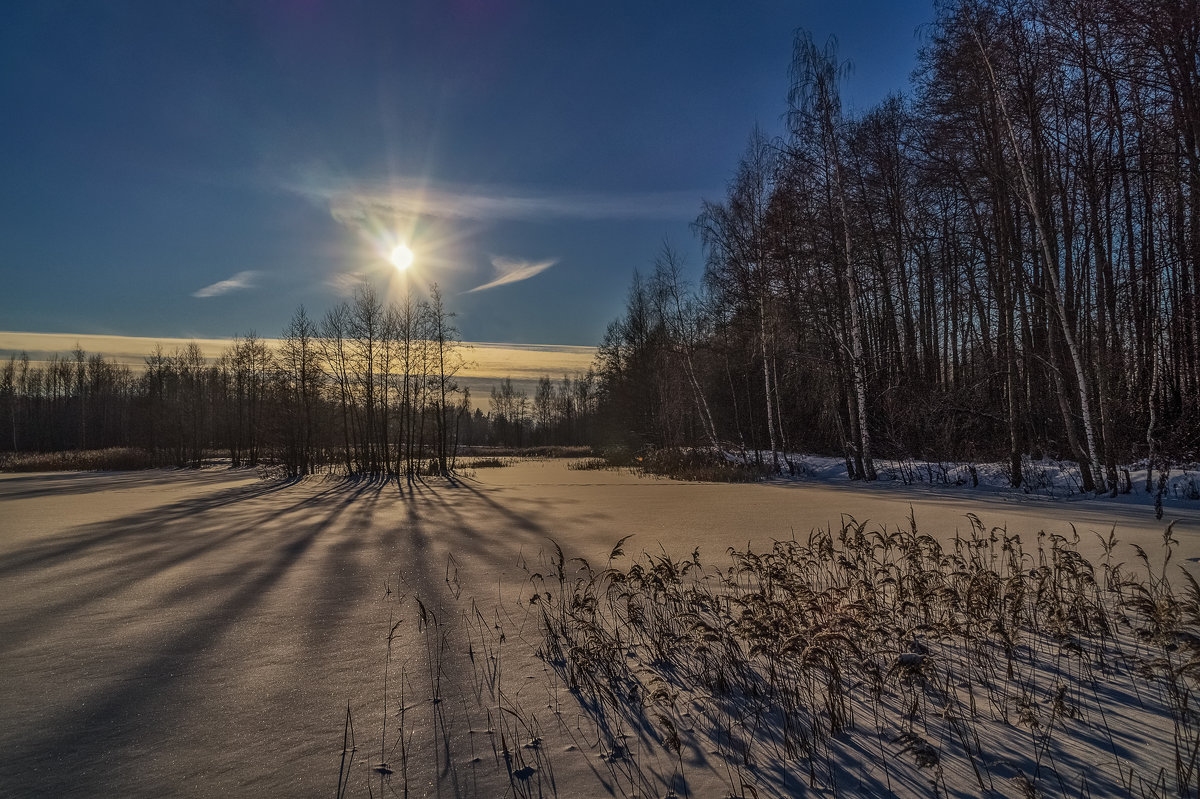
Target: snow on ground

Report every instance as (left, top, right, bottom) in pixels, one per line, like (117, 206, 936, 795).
(736, 450, 1200, 506)
(0, 460, 1197, 797)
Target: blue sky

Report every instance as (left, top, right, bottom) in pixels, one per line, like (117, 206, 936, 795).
(1, 1, 932, 347)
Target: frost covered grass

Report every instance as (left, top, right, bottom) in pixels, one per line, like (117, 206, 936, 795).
(525, 519, 1200, 798)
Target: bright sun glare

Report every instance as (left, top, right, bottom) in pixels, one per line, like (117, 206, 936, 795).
(390, 243, 414, 271)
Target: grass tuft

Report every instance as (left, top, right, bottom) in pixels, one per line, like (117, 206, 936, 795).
(462, 457, 510, 469)
(567, 457, 612, 471)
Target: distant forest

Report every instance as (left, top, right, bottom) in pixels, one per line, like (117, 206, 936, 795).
(598, 0, 1200, 492)
(0, 285, 599, 476)
(4, 0, 1199, 490)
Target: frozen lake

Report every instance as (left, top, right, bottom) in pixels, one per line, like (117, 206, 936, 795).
(1, 460, 1196, 797)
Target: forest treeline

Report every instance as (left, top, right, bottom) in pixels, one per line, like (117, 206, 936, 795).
(1, 284, 599, 475)
(595, 0, 1200, 492)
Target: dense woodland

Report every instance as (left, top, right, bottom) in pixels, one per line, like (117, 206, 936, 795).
(4, 0, 1199, 491)
(597, 0, 1200, 491)
(0, 285, 598, 475)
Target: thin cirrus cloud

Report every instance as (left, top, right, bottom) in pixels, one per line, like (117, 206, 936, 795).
(325, 271, 367, 297)
(467, 257, 558, 293)
(289, 176, 702, 225)
(192, 270, 260, 298)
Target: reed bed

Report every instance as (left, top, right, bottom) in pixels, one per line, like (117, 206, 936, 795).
(528, 519, 1200, 798)
(0, 447, 165, 472)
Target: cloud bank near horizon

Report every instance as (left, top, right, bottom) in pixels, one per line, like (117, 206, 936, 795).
(0, 331, 596, 383)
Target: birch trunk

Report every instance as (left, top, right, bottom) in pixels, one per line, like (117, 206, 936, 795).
(972, 27, 1106, 492)
(837, 176, 876, 480)
(759, 297, 779, 472)
(684, 349, 720, 452)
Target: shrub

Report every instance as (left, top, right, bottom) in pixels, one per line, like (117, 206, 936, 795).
(605, 447, 773, 483)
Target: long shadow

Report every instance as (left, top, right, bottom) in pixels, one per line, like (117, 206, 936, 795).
(321, 481, 492, 799)
(298, 480, 390, 649)
(439, 477, 558, 542)
(0, 468, 258, 501)
(0, 474, 305, 577)
(0, 476, 389, 657)
(0, 469, 598, 797)
(0, 477, 385, 796)
(375, 478, 544, 618)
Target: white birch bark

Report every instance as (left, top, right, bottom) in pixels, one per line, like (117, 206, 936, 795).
(760, 296, 779, 472)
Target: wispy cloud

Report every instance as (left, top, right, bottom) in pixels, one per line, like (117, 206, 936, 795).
(467, 256, 557, 293)
(192, 270, 260, 298)
(325, 272, 367, 297)
(289, 176, 702, 225)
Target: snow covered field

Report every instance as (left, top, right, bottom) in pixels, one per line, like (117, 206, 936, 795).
(0, 459, 1197, 797)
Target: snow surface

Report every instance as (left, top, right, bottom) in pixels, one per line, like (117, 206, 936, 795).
(779, 452, 1200, 505)
(0, 460, 1196, 797)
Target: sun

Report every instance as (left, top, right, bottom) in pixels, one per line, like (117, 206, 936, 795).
(389, 243, 414, 271)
